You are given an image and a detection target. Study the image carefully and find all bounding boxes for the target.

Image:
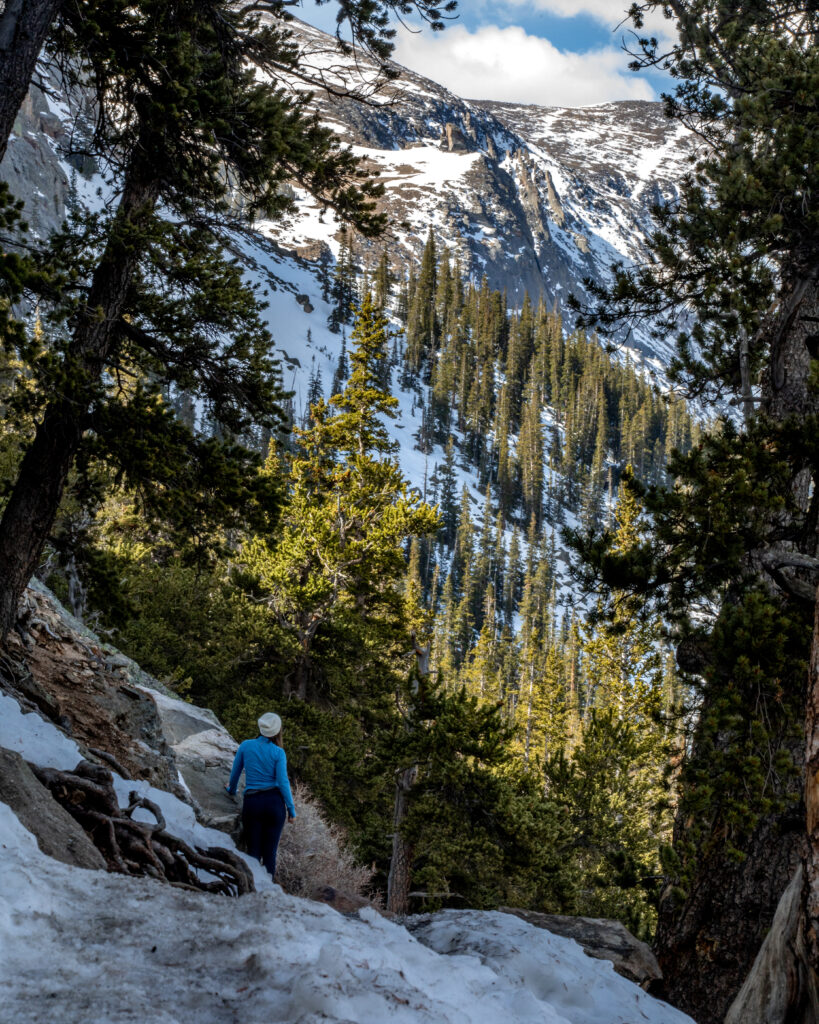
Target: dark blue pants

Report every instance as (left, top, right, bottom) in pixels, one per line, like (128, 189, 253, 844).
(242, 788, 286, 879)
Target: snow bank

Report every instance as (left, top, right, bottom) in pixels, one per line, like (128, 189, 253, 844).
(0, 691, 693, 1021)
(0, 799, 693, 1023)
(0, 691, 82, 769)
(411, 911, 694, 1024)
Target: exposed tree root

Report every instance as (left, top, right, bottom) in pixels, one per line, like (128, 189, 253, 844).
(33, 760, 254, 896)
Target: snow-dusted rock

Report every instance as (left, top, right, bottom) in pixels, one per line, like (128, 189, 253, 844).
(0, 748, 105, 870)
(1, 84, 67, 241)
(407, 910, 692, 1024)
(497, 907, 662, 988)
(142, 688, 242, 829)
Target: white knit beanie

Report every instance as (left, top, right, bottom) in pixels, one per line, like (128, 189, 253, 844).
(258, 712, 282, 738)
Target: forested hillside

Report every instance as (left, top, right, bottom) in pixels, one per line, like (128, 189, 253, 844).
(9, 231, 692, 937)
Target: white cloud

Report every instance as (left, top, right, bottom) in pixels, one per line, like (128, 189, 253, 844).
(502, 0, 674, 39)
(393, 24, 655, 106)
(511, 0, 631, 22)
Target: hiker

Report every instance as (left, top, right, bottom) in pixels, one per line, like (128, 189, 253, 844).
(225, 712, 297, 880)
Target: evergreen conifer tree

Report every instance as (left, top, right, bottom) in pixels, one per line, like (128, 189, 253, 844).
(244, 294, 439, 699)
(0, 0, 393, 639)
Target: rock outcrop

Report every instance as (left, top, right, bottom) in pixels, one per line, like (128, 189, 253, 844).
(3, 582, 185, 797)
(0, 748, 105, 870)
(1, 84, 67, 241)
(498, 907, 662, 989)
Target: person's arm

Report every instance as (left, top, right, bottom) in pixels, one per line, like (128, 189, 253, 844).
(278, 750, 297, 819)
(226, 743, 245, 796)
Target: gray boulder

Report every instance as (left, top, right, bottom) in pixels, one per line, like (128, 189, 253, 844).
(498, 907, 662, 989)
(146, 689, 242, 830)
(0, 748, 105, 871)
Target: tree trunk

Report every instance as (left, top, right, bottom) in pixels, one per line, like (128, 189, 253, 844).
(654, 768, 804, 1023)
(0, 165, 156, 641)
(386, 763, 417, 916)
(803, 580, 819, 997)
(0, 0, 61, 166)
(386, 642, 430, 915)
(721, 576, 819, 1024)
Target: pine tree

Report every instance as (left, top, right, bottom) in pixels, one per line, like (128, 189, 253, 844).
(0, 0, 392, 639)
(437, 436, 459, 548)
(244, 294, 439, 699)
(331, 332, 349, 396)
(373, 250, 394, 313)
(405, 227, 438, 373)
(305, 358, 324, 426)
(518, 377, 545, 531)
(569, 2, 819, 1009)
(328, 227, 358, 333)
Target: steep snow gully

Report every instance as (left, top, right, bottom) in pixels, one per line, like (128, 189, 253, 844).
(0, 646, 694, 1023)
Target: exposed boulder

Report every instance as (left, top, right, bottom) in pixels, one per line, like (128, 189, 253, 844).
(0, 748, 105, 871)
(309, 885, 373, 915)
(3, 604, 183, 797)
(498, 907, 662, 989)
(147, 690, 242, 830)
(440, 122, 471, 153)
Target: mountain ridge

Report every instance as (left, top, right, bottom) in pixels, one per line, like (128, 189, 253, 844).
(266, 17, 693, 364)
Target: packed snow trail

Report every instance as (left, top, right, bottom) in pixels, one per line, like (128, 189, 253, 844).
(0, 802, 693, 1024)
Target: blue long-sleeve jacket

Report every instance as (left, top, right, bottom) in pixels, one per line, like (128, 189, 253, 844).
(227, 736, 297, 818)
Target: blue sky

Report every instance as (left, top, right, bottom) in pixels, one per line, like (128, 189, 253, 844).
(299, 0, 675, 106)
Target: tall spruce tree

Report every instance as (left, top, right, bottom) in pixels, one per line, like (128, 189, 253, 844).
(244, 294, 438, 699)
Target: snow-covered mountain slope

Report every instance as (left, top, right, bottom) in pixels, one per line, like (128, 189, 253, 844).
(269, 18, 692, 362)
(0, 18, 692, 613)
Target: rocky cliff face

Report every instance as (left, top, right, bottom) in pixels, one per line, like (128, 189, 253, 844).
(1, 83, 68, 241)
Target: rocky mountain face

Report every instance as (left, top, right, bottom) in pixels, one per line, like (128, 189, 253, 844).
(270, 19, 693, 361)
(1, 81, 68, 241)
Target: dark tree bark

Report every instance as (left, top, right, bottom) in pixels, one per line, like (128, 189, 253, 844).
(386, 763, 417, 916)
(386, 639, 430, 915)
(721, 574, 819, 1024)
(800, 579, 819, 1008)
(0, 0, 61, 166)
(0, 163, 157, 641)
(654, 743, 804, 1022)
(723, 864, 818, 1024)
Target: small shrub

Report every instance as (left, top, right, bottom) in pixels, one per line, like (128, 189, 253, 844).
(276, 782, 377, 901)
